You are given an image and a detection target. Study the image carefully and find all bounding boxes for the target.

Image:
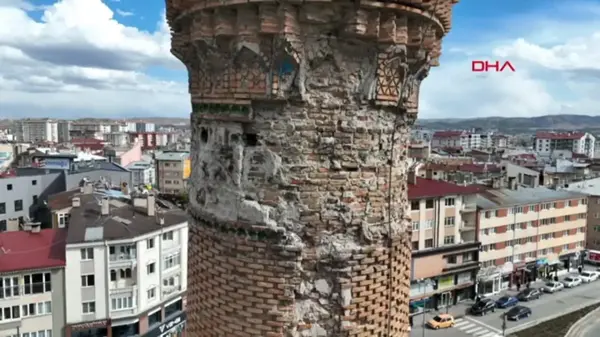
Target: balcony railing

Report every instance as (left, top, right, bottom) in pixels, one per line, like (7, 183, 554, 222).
(162, 285, 181, 297)
(460, 204, 477, 213)
(109, 254, 136, 261)
(459, 221, 476, 231)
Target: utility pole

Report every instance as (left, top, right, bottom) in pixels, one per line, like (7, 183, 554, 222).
(502, 313, 507, 336)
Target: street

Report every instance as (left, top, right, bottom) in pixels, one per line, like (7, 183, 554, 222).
(410, 271, 600, 337)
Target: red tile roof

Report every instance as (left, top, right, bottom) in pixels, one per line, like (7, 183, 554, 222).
(0, 229, 66, 273)
(432, 131, 465, 138)
(535, 131, 585, 140)
(408, 177, 482, 199)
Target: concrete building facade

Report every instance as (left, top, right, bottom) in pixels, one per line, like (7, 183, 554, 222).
(51, 184, 188, 337)
(408, 175, 481, 311)
(476, 187, 587, 296)
(166, 0, 459, 335)
(154, 152, 189, 195)
(563, 177, 600, 251)
(0, 228, 67, 337)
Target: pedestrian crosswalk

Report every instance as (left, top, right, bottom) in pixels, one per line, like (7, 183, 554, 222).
(453, 318, 502, 337)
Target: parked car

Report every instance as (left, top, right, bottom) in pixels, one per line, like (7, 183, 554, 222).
(542, 281, 564, 293)
(563, 276, 583, 288)
(505, 305, 532, 321)
(471, 298, 496, 315)
(579, 271, 599, 283)
(427, 314, 455, 329)
(517, 288, 542, 301)
(495, 296, 519, 309)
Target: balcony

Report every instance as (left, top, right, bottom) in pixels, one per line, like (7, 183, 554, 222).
(460, 203, 477, 213)
(163, 285, 182, 298)
(109, 254, 137, 268)
(459, 221, 476, 231)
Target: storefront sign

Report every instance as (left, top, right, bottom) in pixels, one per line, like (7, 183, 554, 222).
(145, 312, 186, 337)
(438, 275, 454, 289)
(34, 157, 71, 170)
(71, 320, 109, 331)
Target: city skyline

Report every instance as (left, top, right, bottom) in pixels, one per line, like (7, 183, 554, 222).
(0, 0, 599, 119)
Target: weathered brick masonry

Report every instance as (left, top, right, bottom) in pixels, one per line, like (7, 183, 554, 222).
(166, 0, 458, 336)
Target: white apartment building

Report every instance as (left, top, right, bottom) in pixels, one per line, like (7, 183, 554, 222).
(535, 131, 595, 158)
(56, 184, 188, 337)
(17, 119, 58, 143)
(431, 131, 493, 150)
(476, 187, 587, 296)
(0, 227, 67, 337)
(127, 161, 156, 187)
(135, 123, 156, 133)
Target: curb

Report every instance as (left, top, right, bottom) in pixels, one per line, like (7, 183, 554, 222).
(564, 305, 600, 337)
(505, 298, 600, 335)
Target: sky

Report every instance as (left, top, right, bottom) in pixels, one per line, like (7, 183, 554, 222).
(0, 0, 600, 119)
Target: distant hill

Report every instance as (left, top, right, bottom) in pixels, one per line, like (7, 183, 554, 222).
(416, 115, 600, 134)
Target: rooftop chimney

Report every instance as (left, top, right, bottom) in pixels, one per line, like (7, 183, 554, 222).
(72, 197, 81, 208)
(147, 193, 156, 217)
(83, 182, 94, 195)
(101, 197, 110, 215)
(31, 223, 41, 233)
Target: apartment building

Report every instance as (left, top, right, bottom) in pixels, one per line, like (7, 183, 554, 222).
(16, 119, 59, 143)
(52, 183, 188, 337)
(135, 123, 156, 133)
(563, 177, 600, 250)
(535, 131, 595, 158)
(126, 161, 156, 187)
(57, 121, 71, 143)
(408, 174, 482, 311)
(476, 187, 587, 296)
(0, 227, 67, 336)
(155, 152, 190, 195)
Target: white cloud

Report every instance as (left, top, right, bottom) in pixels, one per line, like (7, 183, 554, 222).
(0, 0, 187, 118)
(116, 9, 134, 17)
(420, 2, 600, 119)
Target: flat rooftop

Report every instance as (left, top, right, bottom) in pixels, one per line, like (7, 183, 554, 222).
(50, 187, 187, 244)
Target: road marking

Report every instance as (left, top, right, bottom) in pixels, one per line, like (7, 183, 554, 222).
(454, 321, 471, 327)
(458, 323, 476, 330)
(473, 330, 492, 336)
(479, 333, 500, 337)
(465, 327, 484, 334)
(464, 317, 502, 334)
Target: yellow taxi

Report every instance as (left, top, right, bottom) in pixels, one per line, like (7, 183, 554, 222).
(427, 314, 455, 329)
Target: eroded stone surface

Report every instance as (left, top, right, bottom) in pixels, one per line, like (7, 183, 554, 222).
(167, 1, 458, 336)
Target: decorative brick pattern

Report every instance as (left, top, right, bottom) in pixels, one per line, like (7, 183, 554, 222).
(167, 1, 458, 336)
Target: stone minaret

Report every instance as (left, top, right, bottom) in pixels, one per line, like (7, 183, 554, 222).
(166, 0, 458, 335)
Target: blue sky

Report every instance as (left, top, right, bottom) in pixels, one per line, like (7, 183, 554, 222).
(0, 0, 599, 119)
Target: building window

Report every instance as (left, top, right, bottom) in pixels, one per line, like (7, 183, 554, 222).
(447, 255, 457, 264)
(529, 205, 535, 212)
(411, 221, 420, 230)
(424, 239, 433, 248)
(2, 305, 20, 320)
(148, 310, 162, 327)
(425, 200, 434, 209)
(14, 200, 22, 212)
(147, 287, 156, 300)
(444, 216, 455, 226)
(0, 277, 20, 298)
(162, 231, 174, 241)
(32, 180, 37, 186)
(463, 253, 473, 262)
(582, 199, 588, 205)
(411, 201, 420, 210)
(147, 262, 156, 275)
(81, 275, 95, 287)
(58, 213, 70, 228)
(0, 220, 5, 232)
(412, 241, 419, 250)
(0, 202, 5, 214)
(509, 224, 515, 231)
(444, 236, 455, 244)
(164, 253, 181, 270)
(147, 238, 155, 249)
(82, 301, 96, 314)
(80, 248, 94, 260)
(422, 220, 434, 229)
(6, 184, 12, 191)
(120, 268, 133, 279)
(110, 270, 117, 282)
(111, 296, 134, 311)
(445, 198, 455, 207)
(32, 195, 38, 204)
(494, 210, 501, 216)
(23, 272, 51, 294)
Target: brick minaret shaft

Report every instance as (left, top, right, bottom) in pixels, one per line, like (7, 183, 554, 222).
(166, 0, 458, 336)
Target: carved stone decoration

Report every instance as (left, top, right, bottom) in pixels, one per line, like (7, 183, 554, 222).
(167, 1, 459, 336)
